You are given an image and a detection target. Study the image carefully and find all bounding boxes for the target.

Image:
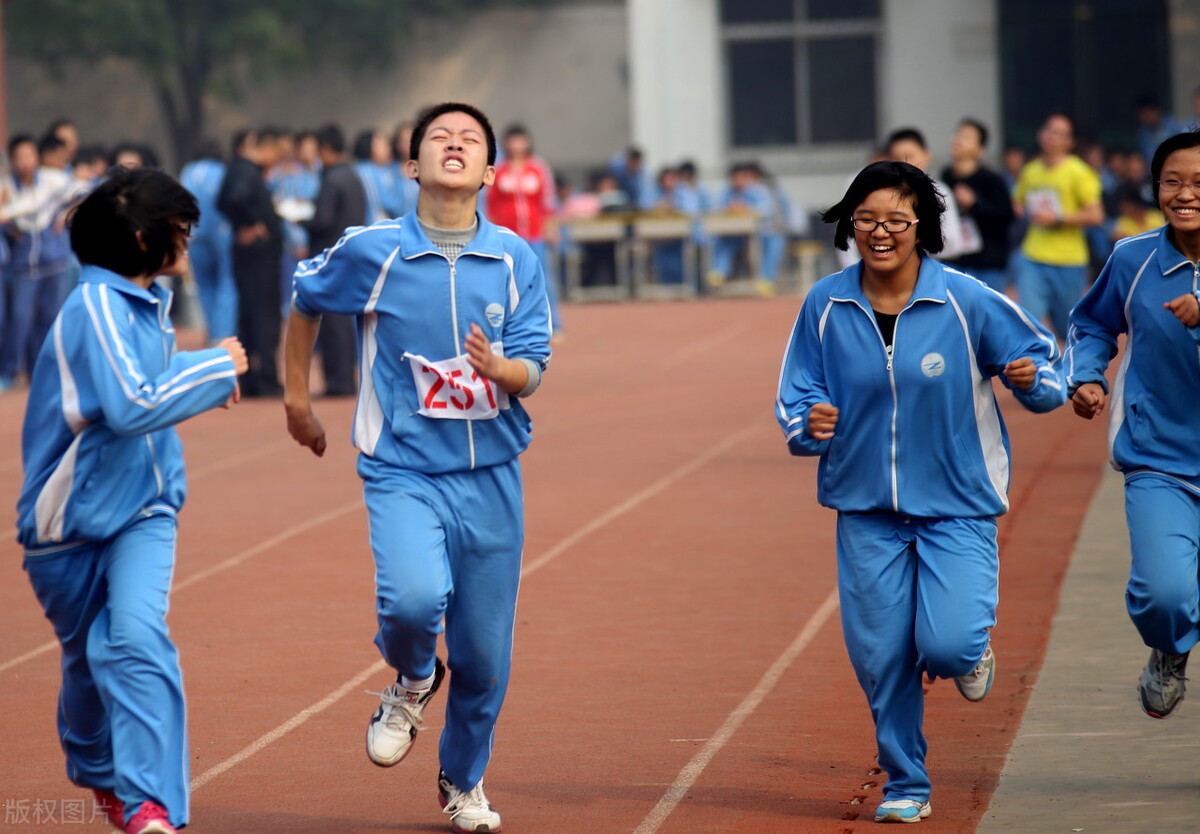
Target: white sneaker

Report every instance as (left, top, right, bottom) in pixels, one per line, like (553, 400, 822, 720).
(438, 771, 502, 833)
(954, 644, 995, 702)
(874, 799, 932, 823)
(365, 657, 445, 767)
(1139, 648, 1189, 718)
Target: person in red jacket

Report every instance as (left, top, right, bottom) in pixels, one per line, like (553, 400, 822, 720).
(486, 124, 562, 338)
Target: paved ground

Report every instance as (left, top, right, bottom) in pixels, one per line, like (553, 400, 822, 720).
(981, 467, 1200, 834)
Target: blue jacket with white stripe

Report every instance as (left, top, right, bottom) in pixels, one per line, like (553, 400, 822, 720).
(17, 266, 238, 549)
(292, 211, 552, 474)
(1065, 225, 1200, 484)
(776, 256, 1065, 518)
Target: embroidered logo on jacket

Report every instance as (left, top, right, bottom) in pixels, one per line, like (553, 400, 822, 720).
(485, 303, 505, 329)
(920, 352, 946, 378)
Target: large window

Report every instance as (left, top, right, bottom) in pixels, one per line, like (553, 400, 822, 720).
(721, 0, 880, 148)
(999, 0, 1171, 152)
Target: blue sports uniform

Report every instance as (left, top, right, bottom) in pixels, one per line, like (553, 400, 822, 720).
(18, 266, 238, 828)
(292, 211, 551, 792)
(1065, 225, 1200, 657)
(776, 256, 1064, 803)
(180, 158, 238, 340)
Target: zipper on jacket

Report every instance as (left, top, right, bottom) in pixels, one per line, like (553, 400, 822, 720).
(446, 257, 476, 470)
(853, 299, 902, 512)
(884, 339, 899, 511)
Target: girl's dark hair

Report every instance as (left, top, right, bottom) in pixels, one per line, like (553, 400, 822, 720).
(70, 167, 199, 277)
(1151, 130, 1200, 203)
(408, 102, 497, 167)
(821, 160, 945, 253)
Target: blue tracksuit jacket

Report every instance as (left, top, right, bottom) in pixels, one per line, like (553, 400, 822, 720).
(292, 211, 552, 474)
(776, 256, 1065, 518)
(17, 266, 239, 549)
(1065, 225, 1200, 485)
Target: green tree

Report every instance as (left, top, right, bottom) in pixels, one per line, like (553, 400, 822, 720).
(7, 0, 544, 166)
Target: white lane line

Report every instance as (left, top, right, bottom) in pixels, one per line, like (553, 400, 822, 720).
(0, 501, 363, 675)
(191, 659, 388, 790)
(172, 500, 361, 593)
(182, 421, 768, 793)
(631, 586, 841, 834)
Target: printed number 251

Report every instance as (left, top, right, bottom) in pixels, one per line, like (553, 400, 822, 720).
(421, 367, 497, 411)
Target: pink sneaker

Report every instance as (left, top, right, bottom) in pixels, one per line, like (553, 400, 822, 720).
(91, 789, 124, 829)
(124, 802, 177, 834)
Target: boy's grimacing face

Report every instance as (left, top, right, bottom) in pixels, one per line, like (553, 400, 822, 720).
(408, 111, 495, 191)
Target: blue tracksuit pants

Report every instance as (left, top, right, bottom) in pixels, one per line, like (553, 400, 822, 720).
(188, 231, 238, 341)
(359, 455, 524, 792)
(23, 513, 189, 828)
(1124, 472, 1200, 655)
(835, 512, 998, 802)
(1014, 258, 1085, 340)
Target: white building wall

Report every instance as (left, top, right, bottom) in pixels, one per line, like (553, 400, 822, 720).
(880, 0, 1001, 177)
(627, 0, 723, 176)
(625, 0, 1002, 215)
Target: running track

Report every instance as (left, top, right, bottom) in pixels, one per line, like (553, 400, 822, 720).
(0, 297, 1107, 833)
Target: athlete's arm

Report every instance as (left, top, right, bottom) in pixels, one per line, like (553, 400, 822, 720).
(464, 323, 530, 395)
(283, 309, 327, 457)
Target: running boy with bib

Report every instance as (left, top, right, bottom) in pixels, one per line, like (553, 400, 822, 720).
(284, 102, 551, 834)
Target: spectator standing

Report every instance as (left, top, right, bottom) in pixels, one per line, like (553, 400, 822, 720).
(218, 127, 285, 396)
(486, 124, 562, 336)
(181, 140, 238, 342)
(940, 118, 1015, 292)
(1135, 95, 1185, 166)
(302, 124, 366, 397)
(355, 129, 406, 225)
(1013, 113, 1104, 339)
(610, 147, 653, 209)
(0, 134, 76, 391)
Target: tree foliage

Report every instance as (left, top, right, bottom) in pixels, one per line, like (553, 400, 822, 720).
(7, 0, 547, 165)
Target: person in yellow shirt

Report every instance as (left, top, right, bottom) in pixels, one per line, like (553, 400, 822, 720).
(1111, 182, 1166, 242)
(1013, 113, 1103, 338)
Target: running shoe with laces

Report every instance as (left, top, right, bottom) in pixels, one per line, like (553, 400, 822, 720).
(123, 801, 176, 834)
(91, 789, 124, 829)
(874, 799, 932, 824)
(366, 657, 446, 766)
(438, 771, 502, 833)
(954, 643, 996, 702)
(1138, 648, 1189, 718)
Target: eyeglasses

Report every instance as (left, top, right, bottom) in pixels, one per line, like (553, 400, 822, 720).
(851, 217, 919, 233)
(1158, 180, 1200, 195)
(174, 222, 194, 238)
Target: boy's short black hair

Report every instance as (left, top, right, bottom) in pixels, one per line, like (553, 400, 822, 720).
(885, 127, 927, 151)
(503, 123, 529, 140)
(7, 133, 35, 157)
(1151, 130, 1200, 203)
(75, 144, 109, 167)
(38, 133, 67, 156)
(409, 102, 497, 166)
(70, 167, 199, 278)
(822, 160, 945, 254)
(352, 129, 375, 162)
(316, 124, 345, 154)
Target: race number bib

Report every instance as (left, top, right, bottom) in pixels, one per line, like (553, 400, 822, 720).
(405, 344, 510, 420)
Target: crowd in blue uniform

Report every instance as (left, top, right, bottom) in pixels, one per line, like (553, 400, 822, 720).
(12, 95, 1200, 834)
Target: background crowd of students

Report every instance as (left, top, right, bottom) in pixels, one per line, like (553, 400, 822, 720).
(0, 95, 1189, 397)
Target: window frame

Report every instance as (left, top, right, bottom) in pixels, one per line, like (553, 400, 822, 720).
(721, 1, 883, 154)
